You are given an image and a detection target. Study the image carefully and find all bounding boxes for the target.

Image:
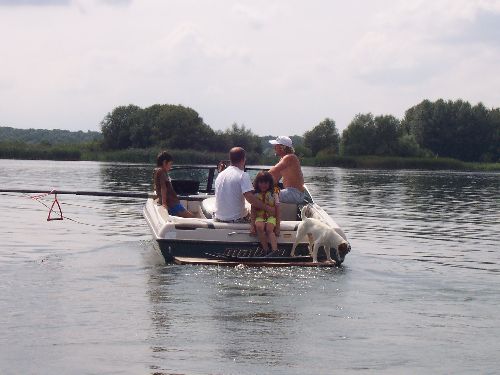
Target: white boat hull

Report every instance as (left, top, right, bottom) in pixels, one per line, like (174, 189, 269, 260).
(143, 196, 348, 263)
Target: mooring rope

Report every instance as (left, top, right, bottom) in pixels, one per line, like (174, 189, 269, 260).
(61, 201, 139, 214)
(0, 189, 141, 227)
(29, 193, 99, 227)
(2, 190, 98, 227)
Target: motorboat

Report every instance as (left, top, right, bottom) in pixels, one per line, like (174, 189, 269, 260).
(143, 165, 350, 266)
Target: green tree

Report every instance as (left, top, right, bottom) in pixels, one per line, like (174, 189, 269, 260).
(0, 127, 101, 145)
(373, 115, 402, 156)
(304, 118, 340, 156)
(101, 104, 142, 150)
(485, 108, 500, 162)
(100, 104, 219, 151)
(290, 135, 305, 148)
(153, 105, 215, 150)
(402, 99, 499, 161)
(342, 113, 427, 157)
(129, 104, 165, 148)
(222, 123, 262, 153)
(396, 134, 427, 157)
(294, 144, 312, 157)
(341, 113, 377, 155)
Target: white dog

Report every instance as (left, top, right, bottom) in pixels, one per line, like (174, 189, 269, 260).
(290, 217, 350, 264)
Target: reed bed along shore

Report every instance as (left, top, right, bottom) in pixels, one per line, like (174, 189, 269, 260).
(301, 155, 500, 171)
(1, 143, 498, 171)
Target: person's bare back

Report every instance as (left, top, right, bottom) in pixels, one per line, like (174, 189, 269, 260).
(268, 136, 306, 204)
(270, 153, 304, 191)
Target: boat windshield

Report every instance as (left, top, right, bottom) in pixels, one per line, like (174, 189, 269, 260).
(168, 166, 270, 194)
(168, 166, 215, 194)
(169, 165, 313, 202)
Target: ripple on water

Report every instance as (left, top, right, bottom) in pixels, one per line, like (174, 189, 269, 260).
(1, 161, 499, 374)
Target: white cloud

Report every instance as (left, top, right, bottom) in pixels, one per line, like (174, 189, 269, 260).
(351, 0, 500, 84)
(98, 0, 131, 5)
(232, 3, 270, 30)
(0, 0, 498, 134)
(0, 0, 70, 5)
(345, 0, 500, 122)
(0, 0, 130, 5)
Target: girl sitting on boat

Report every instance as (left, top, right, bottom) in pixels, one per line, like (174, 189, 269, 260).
(250, 171, 281, 254)
(154, 151, 194, 218)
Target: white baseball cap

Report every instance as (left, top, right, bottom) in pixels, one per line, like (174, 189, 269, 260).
(269, 136, 293, 148)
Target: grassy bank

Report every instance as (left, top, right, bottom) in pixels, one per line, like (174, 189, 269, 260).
(301, 155, 500, 171)
(0, 142, 82, 161)
(1, 142, 499, 171)
(0, 143, 261, 165)
(82, 148, 229, 164)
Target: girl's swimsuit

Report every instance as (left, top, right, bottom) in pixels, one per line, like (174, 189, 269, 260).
(254, 190, 279, 225)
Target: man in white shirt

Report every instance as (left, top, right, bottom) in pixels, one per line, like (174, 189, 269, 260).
(214, 147, 275, 222)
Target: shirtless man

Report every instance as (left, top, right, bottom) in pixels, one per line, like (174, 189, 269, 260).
(268, 136, 305, 204)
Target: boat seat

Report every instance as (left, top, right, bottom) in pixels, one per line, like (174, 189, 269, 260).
(201, 196, 251, 220)
(201, 197, 216, 219)
(202, 197, 298, 221)
(280, 203, 299, 221)
(171, 217, 300, 231)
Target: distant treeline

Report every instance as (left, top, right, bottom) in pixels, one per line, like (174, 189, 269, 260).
(2, 141, 497, 171)
(343, 100, 500, 162)
(0, 126, 101, 145)
(1, 99, 498, 166)
(0, 142, 263, 165)
(99, 100, 498, 163)
(303, 100, 499, 163)
(0, 142, 82, 161)
(100, 104, 263, 154)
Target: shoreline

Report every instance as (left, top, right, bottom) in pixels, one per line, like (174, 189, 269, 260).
(300, 155, 500, 172)
(1, 150, 498, 172)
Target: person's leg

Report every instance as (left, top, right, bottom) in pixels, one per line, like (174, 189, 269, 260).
(250, 207, 257, 235)
(169, 203, 195, 218)
(176, 209, 195, 218)
(255, 221, 269, 251)
(265, 223, 278, 251)
(279, 188, 305, 204)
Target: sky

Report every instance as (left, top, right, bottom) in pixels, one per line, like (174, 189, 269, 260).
(0, 0, 499, 135)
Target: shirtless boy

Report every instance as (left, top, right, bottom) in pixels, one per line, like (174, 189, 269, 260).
(268, 136, 305, 204)
(154, 151, 194, 218)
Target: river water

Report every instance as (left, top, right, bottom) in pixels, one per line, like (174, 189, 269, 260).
(0, 159, 498, 374)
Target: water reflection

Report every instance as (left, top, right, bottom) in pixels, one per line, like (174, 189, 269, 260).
(99, 162, 152, 192)
(303, 167, 500, 273)
(145, 263, 349, 373)
(2, 160, 500, 374)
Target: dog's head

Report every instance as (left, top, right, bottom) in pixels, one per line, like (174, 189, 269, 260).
(300, 204, 314, 220)
(333, 241, 351, 265)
